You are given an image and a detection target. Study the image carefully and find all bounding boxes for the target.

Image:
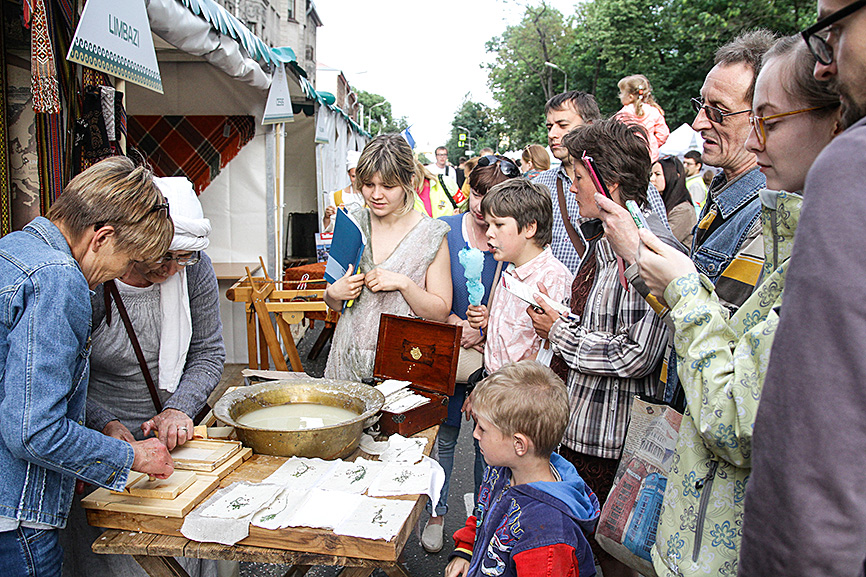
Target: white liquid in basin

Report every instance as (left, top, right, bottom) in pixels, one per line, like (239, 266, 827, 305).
(236, 403, 359, 431)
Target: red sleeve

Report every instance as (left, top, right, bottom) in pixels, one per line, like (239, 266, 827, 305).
(512, 543, 579, 577)
(451, 514, 477, 560)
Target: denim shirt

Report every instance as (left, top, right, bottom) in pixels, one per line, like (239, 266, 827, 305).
(689, 167, 766, 282)
(0, 217, 134, 528)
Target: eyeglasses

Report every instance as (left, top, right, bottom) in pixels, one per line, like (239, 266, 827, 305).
(476, 155, 520, 178)
(579, 151, 611, 199)
(152, 251, 200, 266)
(748, 104, 839, 145)
(691, 97, 751, 124)
(801, 0, 866, 65)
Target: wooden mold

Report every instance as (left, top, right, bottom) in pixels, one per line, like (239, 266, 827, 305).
(171, 440, 242, 472)
(83, 476, 219, 518)
(111, 470, 196, 500)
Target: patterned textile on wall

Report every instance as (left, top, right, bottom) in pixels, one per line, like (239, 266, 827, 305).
(0, 0, 12, 235)
(128, 116, 256, 193)
(29, 0, 59, 114)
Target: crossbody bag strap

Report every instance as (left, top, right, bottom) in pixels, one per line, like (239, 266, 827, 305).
(105, 280, 163, 414)
(556, 178, 586, 258)
(488, 259, 504, 302)
(438, 174, 459, 209)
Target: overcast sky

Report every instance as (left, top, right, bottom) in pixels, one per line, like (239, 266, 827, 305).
(315, 0, 579, 153)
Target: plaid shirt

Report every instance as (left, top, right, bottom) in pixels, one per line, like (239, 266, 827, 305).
(548, 222, 670, 460)
(534, 165, 670, 273)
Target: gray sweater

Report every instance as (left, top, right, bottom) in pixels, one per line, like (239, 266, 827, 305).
(85, 252, 225, 432)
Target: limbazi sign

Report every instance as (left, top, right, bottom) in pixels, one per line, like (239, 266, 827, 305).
(262, 64, 294, 125)
(67, 0, 162, 93)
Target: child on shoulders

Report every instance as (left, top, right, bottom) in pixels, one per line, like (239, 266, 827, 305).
(466, 178, 573, 375)
(446, 361, 599, 577)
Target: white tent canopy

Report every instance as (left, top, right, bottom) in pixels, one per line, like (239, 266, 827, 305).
(659, 123, 704, 158)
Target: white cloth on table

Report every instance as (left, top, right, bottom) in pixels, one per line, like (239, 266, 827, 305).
(379, 434, 428, 463)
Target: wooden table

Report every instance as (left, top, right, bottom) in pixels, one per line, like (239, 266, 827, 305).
(89, 426, 439, 577)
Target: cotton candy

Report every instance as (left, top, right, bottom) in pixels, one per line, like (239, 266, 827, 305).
(459, 247, 486, 306)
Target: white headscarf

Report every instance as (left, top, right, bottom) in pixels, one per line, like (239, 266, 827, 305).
(154, 177, 211, 393)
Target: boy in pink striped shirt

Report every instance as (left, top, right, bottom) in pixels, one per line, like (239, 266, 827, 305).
(467, 179, 573, 375)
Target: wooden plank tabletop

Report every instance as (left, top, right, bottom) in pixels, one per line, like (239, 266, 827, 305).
(89, 426, 439, 565)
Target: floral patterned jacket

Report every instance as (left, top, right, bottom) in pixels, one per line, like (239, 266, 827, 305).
(651, 190, 800, 577)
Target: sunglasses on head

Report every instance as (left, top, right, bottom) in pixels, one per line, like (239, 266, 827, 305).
(579, 151, 611, 199)
(477, 155, 520, 178)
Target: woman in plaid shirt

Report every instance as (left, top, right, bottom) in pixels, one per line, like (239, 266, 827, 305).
(528, 118, 676, 577)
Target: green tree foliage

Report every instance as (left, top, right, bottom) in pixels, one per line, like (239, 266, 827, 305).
(486, 3, 576, 147)
(445, 97, 503, 163)
(485, 0, 817, 143)
(356, 89, 408, 135)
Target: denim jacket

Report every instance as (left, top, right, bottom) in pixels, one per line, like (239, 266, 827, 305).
(689, 168, 765, 283)
(0, 218, 134, 528)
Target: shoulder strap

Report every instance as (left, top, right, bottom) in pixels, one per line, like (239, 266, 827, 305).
(438, 174, 459, 209)
(105, 280, 163, 414)
(556, 178, 586, 258)
(488, 259, 504, 304)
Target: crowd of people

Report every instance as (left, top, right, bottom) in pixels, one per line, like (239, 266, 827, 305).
(1, 1, 864, 576)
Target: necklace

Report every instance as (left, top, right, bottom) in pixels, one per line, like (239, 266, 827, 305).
(466, 214, 487, 250)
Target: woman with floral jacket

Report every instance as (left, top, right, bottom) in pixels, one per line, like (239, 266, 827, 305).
(623, 37, 842, 576)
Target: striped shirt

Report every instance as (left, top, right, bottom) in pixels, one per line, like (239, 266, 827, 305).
(548, 222, 670, 460)
(534, 165, 670, 273)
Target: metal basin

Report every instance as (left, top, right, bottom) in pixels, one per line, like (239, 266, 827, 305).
(213, 378, 384, 459)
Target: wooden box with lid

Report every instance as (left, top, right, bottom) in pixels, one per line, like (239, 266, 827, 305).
(371, 314, 462, 437)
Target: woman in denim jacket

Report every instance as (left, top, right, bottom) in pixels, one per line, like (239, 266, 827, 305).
(0, 158, 175, 576)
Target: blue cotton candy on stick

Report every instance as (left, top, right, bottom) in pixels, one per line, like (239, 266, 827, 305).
(459, 247, 486, 306)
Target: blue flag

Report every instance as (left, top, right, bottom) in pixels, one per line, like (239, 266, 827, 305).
(401, 127, 416, 149)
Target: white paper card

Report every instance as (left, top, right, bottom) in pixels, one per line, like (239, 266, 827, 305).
(250, 488, 309, 530)
(200, 482, 282, 519)
(286, 489, 364, 530)
(316, 458, 384, 494)
(263, 457, 339, 490)
(367, 462, 431, 497)
(334, 496, 415, 541)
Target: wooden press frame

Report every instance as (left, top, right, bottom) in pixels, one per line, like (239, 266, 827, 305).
(224, 258, 331, 372)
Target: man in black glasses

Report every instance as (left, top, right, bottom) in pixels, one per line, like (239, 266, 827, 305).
(740, 2, 866, 575)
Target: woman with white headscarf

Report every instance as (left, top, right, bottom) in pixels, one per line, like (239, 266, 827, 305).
(85, 176, 225, 450)
(60, 176, 225, 577)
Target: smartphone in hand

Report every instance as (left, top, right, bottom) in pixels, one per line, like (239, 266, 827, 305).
(626, 200, 650, 229)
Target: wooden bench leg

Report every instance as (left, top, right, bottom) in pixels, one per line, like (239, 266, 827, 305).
(281, 565, 312, 577)
(336, 567, 375, 577)
(132, 555, 189, 577)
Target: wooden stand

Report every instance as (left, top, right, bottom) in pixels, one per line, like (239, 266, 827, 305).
(88, 427, 438, 577)
(225, 258, 336, 372)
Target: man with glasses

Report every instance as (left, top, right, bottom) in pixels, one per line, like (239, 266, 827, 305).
(427, 145, 459, 181)
(682, 150, 708, 213)
(739, 2, 866, 574)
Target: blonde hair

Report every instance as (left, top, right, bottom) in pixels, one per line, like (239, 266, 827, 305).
(618, 74, 664, 118)
(521, 144, 551, 171)
(471, 361, 568, 457)
(47, 157, 173, 261)
(355, 134, 416, 216)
